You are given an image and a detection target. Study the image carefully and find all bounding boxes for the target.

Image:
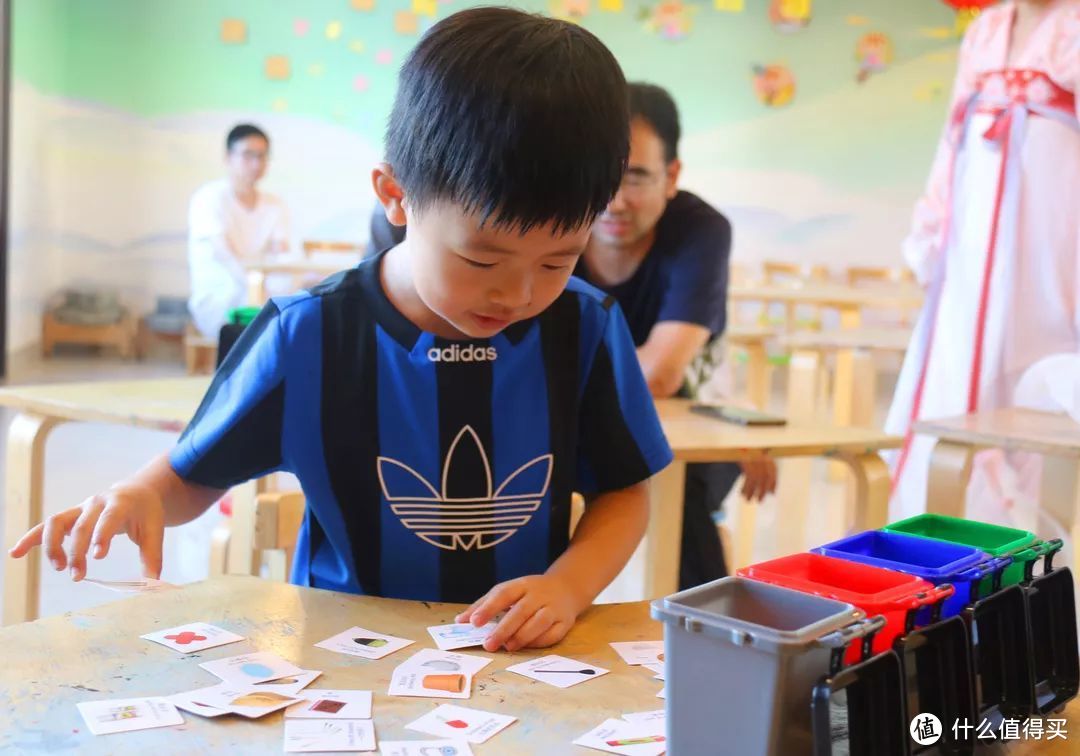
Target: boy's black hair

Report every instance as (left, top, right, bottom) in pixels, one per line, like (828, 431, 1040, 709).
(628, 83, 680, 163)
(386, 7, 628, 234)
(226, 123, 270, 152)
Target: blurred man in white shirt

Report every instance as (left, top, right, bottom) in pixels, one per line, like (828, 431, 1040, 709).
(187, 123, 290, 337)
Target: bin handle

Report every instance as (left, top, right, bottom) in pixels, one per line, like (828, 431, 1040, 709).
(905, 583, 955, 633)
(817, 616, 888, 675)
(959, 555, 1014, 600)
(1042, 538, 1065, 575)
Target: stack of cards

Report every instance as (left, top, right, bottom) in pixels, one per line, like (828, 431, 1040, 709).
(141, 622, 244, 654)
(169, 651, 321, 719)
(608, 641, 664, 667)
(83, 577, 179, 594)
(379, 740, 474, 756)
(573, 713, 666, 755)
(76, 697, 183, 736)
(389, 649, 491, 699)
(427, 622, 497, 651)
(405, 704, 516, 744)
(506, 655, 609, 689)
(315, 626, 414, 659)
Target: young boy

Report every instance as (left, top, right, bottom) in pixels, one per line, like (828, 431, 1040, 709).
(9, 8, 672, 653)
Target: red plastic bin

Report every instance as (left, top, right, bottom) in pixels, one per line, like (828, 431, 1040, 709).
(738, 552, 951, 663)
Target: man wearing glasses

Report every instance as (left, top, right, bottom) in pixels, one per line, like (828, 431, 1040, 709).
(575, 83, 775, 589)
(187, 123, 290, 338)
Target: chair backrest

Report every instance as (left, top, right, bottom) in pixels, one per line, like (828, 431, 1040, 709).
(763, 261, 830, 285)
(846, 265, 916, 287)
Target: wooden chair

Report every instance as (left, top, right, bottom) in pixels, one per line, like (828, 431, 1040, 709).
(183, 325, 217, 375)
(760, 261, 831, 333)
(42, 309, 136, 359)
(846, 265, 919, 326)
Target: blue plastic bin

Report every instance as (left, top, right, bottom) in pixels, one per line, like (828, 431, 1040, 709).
(813, 530, 998, 621)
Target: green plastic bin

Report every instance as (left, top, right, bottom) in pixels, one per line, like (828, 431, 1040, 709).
(884, 513, 1040, 595)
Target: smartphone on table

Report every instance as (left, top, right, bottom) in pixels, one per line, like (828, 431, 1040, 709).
(689, 403, 787, 427)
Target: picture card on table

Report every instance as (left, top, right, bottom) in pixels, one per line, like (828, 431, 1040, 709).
(609, 641, 664, 666)
(427, 622, 497, 651)
(76, 697, 183, 736)
(286, 689, 373, 719)
(506, 655, 609, 688)
(405, 704, 517, 744)
(185, 683, 302, 718)
(389, 649, 492, 700)
(140, 622, 244, 654)
(284, 719, 377, 752)
(245, 669, 322, 696)
(199, 651, 304, 686)
(315, 626, 414, 659)
(573, 718, 667, 755)
(168, 685, 230, 718)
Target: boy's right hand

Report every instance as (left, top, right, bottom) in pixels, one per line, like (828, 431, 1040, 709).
(7, 484, 165, 581)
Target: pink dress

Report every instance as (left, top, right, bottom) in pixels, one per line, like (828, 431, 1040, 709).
(887, 0, 1080, 519)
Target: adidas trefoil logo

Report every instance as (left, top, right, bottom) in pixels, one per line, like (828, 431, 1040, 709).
(377, 425, 551, 551)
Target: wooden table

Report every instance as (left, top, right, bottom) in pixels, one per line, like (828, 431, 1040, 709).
(729, 282, 924, 324)
(2, 576, 1074, 754)
(916, 409, 1080, 562)
(0, 378, 899, 623)
(0, 575, 665, 754)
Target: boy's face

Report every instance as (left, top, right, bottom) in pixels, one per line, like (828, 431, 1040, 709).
(405, 201, 590, 339)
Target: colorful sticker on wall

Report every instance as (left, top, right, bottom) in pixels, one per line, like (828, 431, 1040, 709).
(220, 18, 247, 44)
(855, 32, 893, 84)
(293, 18, 310, 37)
(413, 0, 438, 17)
(914, 81, 946, 103)
(599, 0, 623, 12)
(272, 98, 289, 112)
(551, 0, 590, 19)
(752, 64, 796, 107)
(942, 0, 996, 36)
(326, 21, 343, 40)
(395, 11, 419, 34)
(643, 1, 696, 41)
(353, 75, 370, 93)
(769, 0, 811, 33)
(375, 49, 394, 66)
(351, 0, 376, 11)
(349, 40, 366, 55)
(265, 55, 291, 81)
(308, 63, 326, 77)
(714, 0, 744, 13)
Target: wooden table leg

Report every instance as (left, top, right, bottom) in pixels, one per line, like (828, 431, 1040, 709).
(3, 413, 62, 625)
(837, 451, 891, 531)
(1039, 456, 1080, 574)
(745, 340, 770, 410)
(925, 440, 977, 518)
(643, 461, 685, 598)
(776, 350, 819, 556)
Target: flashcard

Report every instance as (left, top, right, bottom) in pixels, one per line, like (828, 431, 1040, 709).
(506, 655, 609, 689)
(315, 626, 414, 659)
(83, 577, 178, 594)
(168, 686, 231, 718)
(246, 670, 322, 696)
(380, 740, 474, 756)
(643, 663, 665, 681)
(405, 704, 517, 744)
(284, 719, 377, 752)
(389, 648, 492, 700)
(609, 641, 664, 666)
(573, 718, 667, 755)
(76, 697, 183, 735)
(140, 622, 244, 653)
(622, 709, 665, 725)
(656, 687, 666, 699)
(199, 651, 304, 685)
(427, 622, 497, 651)
(286, 690, 373, 719)
(189, 683, 302, 718)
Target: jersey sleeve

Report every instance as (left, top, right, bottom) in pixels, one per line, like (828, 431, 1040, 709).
(655, 213, 731, 336)
(169, 302, 289, 489)
(576, 300, 674, 494)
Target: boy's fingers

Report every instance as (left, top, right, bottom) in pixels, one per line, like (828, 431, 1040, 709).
(8, 522, 46, 558)
(529, 621, 569, 649)
(455, 597, 483, 624)
(67, 498, 105, 581)
(138, 516, 165, 580)
(505, 608, 553, 652)
(90, 509, 126, 560)
(471, 582, 525, 627)
(484, 598, 534, 652)
(42, 508, 81, 571)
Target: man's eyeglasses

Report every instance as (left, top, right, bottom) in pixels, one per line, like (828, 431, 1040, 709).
(619, 168, 662, 196)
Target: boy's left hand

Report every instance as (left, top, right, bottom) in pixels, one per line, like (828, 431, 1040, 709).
(456, 574, 586, 653)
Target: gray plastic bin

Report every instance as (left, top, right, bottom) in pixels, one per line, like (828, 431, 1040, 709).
(651, 576, 867, 756)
